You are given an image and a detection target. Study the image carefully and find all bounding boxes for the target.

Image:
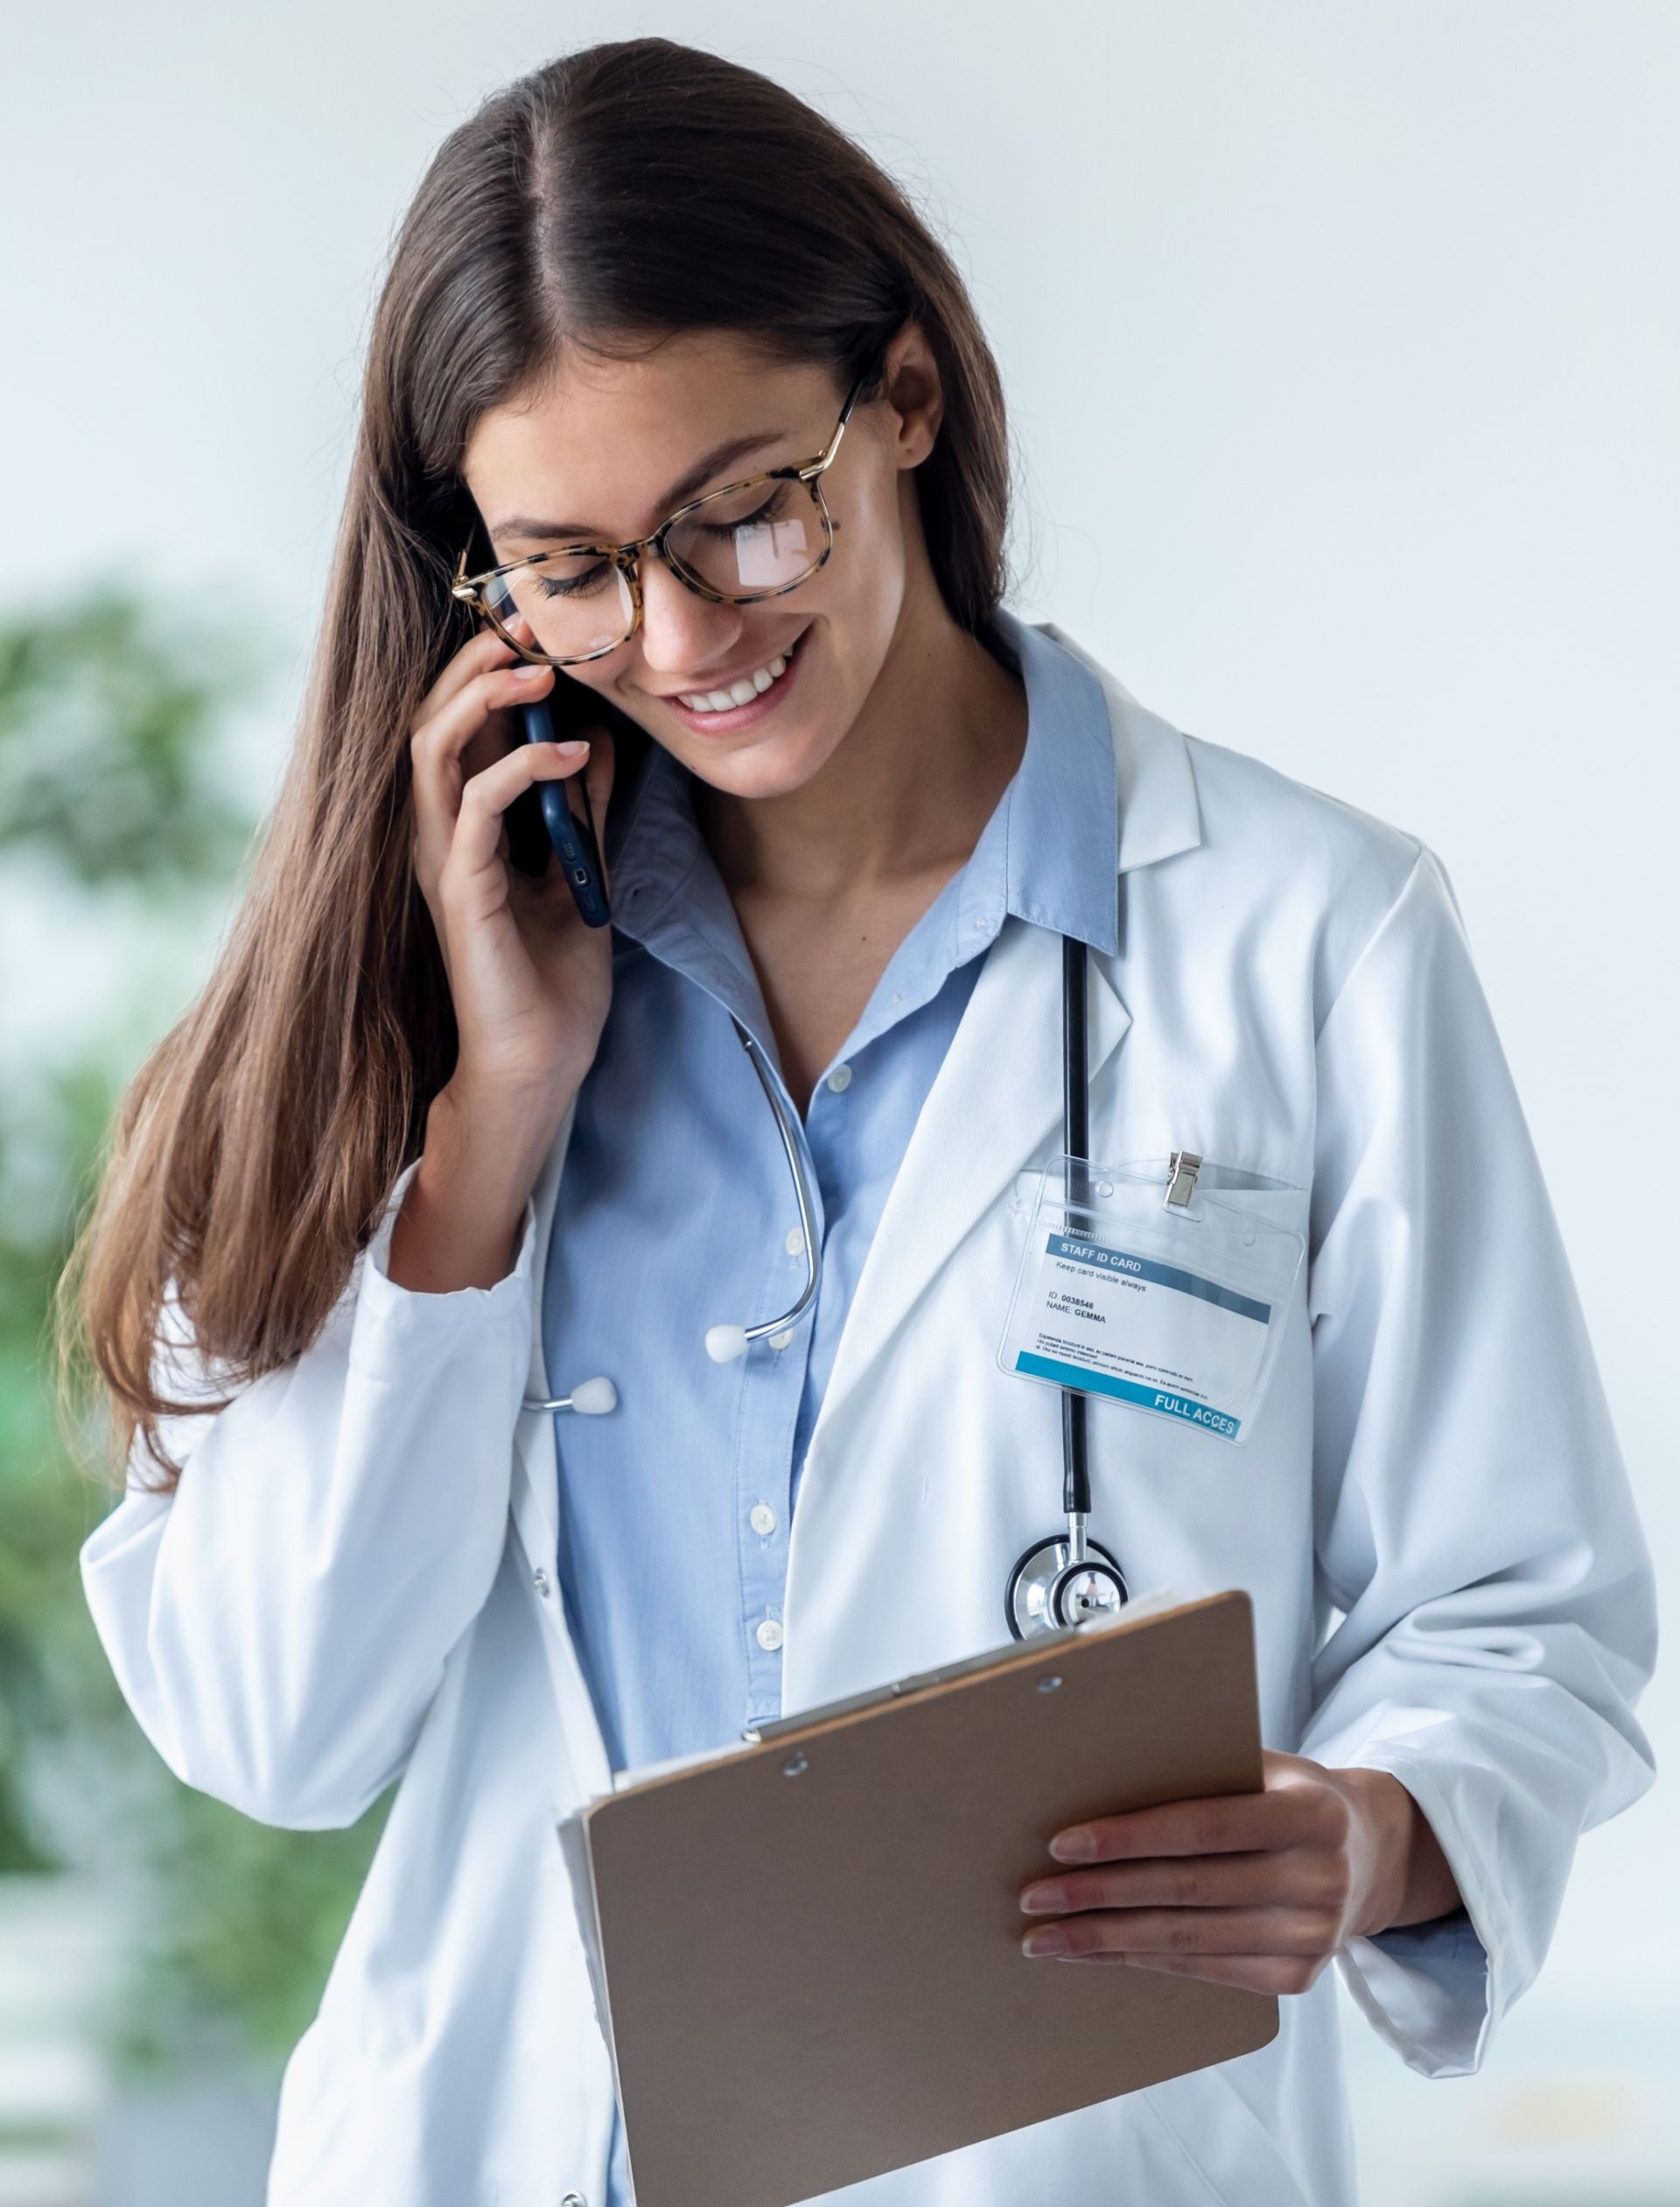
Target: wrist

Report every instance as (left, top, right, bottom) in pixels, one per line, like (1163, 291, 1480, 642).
(385, 1081, 566, 1293)
(429, 1072, 572, 1197)
(1334, 1766, 1462, 1938)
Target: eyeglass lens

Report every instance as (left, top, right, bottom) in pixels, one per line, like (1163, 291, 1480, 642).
(486, 477, 829, 660)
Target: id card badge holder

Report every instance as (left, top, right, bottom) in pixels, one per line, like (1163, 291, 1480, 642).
(998, 1152, 1306, 1444)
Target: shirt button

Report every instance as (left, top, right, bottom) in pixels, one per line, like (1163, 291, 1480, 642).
(784, 1227, 805, 1256)
(756, 1616, 785, 1652)
(826, 1063, 853, 1093)
(750, 1502, 777, 1536)
(769, 1328, 794, 1351)
(532, 1568, 550, 1599)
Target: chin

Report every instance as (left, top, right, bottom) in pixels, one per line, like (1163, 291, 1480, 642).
(664, 711, 849, 801)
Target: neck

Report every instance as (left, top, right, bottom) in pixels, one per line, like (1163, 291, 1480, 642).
(697, 589, 1029, 901)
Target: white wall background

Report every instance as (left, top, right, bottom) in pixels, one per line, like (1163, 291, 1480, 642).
(4, 5, 1675, 2200)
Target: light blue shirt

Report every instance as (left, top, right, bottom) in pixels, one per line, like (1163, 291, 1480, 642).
(541, 610, 1118, 2205)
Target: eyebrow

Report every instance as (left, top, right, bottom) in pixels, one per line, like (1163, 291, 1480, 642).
(490, 425, 794, 546)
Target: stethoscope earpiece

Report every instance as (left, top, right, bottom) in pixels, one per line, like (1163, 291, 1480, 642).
(705, 1324, 750, 1365)
(521, 1376, 618, 1416)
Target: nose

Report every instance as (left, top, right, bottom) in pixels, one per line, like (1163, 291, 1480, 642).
(634, 553, 746, 682)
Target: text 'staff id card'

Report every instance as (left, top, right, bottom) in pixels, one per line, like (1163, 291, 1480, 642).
(998, 1155, 1306, 1445)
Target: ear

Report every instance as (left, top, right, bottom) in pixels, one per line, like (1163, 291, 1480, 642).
(879, 319, 944, 471)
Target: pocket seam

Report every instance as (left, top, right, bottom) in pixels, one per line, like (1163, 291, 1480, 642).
(1138, 2092, 1236, 2206)
(1144, 2071, 1315, 2207)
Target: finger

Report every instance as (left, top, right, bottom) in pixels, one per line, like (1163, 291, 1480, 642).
(1020, 1846, 1336, 1916)
(411, 659, 557, 895)
(1020, 1904, 1338, 1961)
(414, 602, 552, 728)
(441, 740, 590, 916)
(1096, 1951, 1333, 1997)
(1048, 1782, 1344, 1867)
(414, 623, 522, 731)
(1059, 1951, 1329, 1996)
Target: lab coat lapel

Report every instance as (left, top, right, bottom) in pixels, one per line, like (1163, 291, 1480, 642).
(811, 920, 1130, 1432)
(807, 621, 1201, 1441)
(508, 1106, 571, 1572)
(509, 1104, 613, 1803)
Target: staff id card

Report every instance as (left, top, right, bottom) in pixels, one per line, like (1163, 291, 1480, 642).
(998, 1154, 1306, 1445)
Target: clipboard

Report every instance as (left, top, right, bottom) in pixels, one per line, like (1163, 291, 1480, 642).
(556, 1589, 1277, 2207)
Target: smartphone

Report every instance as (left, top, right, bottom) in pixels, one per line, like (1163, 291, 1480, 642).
(507, 691, 612, 926)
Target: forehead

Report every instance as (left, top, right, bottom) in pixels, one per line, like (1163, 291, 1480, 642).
(462, 332, 842, 545)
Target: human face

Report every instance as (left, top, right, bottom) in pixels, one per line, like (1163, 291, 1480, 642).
(459, 327, 940, 802)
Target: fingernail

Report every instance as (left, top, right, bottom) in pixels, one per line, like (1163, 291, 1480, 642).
(1019, 1883, 1067, 1915)
(550, 739, 589, 757)
(1022, 1927, 1071, 1958)
(1050, 1831, 1096, 1863)
(513, 663, 550, 680)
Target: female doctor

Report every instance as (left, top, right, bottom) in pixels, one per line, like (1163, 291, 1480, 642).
(71, 36, 1655, 2207)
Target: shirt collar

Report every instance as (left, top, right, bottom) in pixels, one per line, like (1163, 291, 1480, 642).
(979, 604, 1120, 955)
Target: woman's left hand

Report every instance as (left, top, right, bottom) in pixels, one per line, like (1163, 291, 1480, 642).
(1017, 1750, 1461, 1994)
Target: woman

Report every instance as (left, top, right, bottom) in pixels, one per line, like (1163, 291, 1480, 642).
(70, 36, 1654, 2207)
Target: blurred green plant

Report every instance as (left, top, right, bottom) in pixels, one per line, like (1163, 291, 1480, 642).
(0, 580, 389, 2072)
(0, 592, 256, 886)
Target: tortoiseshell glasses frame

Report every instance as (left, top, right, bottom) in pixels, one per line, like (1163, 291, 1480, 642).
(450, 370, 870, 668)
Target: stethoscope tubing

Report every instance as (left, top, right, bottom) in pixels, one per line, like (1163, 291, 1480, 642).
(1060, 937, 1093, 1525)
(732, 1019, 822, 1344)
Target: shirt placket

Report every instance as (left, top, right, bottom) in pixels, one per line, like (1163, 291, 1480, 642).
(736, 1081, 823, 1728)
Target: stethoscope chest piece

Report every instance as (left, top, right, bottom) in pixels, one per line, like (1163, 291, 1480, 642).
(1006, 1531, 1129, 1642)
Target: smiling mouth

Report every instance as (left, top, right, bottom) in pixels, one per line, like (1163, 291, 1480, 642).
(671, 629, 807, 714)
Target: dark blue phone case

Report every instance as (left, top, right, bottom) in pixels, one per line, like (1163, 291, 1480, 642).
(518, 697, 611, 928)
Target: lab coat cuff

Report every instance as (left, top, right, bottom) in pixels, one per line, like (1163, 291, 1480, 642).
(350, 1157, 539, 1368)
(1330, 1744, 1505, 2079)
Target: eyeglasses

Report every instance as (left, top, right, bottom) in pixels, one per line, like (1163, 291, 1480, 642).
(451, 371, 869, 668)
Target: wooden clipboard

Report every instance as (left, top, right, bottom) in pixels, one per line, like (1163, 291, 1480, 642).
(556, 1590, 1276, 2207)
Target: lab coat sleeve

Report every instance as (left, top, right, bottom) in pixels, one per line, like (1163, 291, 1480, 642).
(78, 1159, 537, 1831)
(1296, 844, 1656, 2078)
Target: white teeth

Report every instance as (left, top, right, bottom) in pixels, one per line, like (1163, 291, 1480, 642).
(677, 640, 798, 713)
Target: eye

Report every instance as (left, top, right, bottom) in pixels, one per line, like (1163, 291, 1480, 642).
(687, 479, 799, 542)
(696, 495, 780, 542)
(532, 561, 614, 599)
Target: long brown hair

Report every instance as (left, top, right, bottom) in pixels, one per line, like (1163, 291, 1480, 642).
(64, 36, 1014, 1489)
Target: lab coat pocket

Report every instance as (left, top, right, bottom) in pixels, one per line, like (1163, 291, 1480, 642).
(999, 1153, 1309, 1447)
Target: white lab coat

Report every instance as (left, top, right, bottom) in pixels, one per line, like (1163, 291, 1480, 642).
(80, 624, 1656, 2207)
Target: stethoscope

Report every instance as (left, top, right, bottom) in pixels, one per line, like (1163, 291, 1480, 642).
(522, 936, 1128, 1643)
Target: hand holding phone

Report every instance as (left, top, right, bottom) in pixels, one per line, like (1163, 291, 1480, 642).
(407, 620, 622, 1192)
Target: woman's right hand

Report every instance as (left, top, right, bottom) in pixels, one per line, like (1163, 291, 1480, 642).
(391, 617, 619, 1291)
